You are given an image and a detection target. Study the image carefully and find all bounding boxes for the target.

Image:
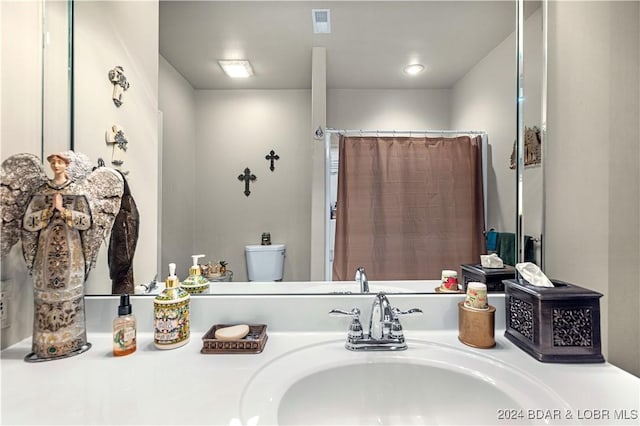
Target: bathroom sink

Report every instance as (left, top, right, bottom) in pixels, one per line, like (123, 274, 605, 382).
(239, 339, 571, 425)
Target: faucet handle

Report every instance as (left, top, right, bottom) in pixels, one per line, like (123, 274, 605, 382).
(329, 308, 363, 341)
(389, 307, 422, 339)
(329, 308, 360, 317)
(392, 307, 423, 317)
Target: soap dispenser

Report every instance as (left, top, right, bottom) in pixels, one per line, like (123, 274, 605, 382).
(181, 254, 209, 294)
(154, 263, 190, 350)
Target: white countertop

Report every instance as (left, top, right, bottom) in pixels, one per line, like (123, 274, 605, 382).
(2, 294, 639, 425)
(139, 279, 443, 295)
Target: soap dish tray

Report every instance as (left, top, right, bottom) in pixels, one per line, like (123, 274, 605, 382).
(201, 324, 268, 354)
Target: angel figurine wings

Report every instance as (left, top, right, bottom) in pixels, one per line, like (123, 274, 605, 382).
(1, 151, 124, 362)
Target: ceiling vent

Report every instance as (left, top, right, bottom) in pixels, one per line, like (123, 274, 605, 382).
(312, 9, 331, 34)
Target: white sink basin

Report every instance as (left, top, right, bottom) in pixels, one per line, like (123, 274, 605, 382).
(240, 339, 571, 425)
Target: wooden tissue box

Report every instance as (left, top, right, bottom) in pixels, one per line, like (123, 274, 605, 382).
(504, 279, 604, 363)
(460, 264, 516, 292)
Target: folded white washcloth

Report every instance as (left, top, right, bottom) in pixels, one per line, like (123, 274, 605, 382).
(481, 253, 504, 268)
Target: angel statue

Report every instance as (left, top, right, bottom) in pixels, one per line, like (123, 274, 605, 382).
(1, 151, 124, 362)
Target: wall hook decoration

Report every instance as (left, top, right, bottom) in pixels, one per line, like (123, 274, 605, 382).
(237, 167, 257, 197)
(105, 125, 129, 175)
(510, 126, 541, 169)
(108, 66, 130, 107)
(265, 150, 280, 171)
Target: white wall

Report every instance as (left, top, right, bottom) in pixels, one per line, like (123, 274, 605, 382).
(192, 90, 313, 282)
(0, 0, 41, 349)
(327, 89, 451, 130)
(74, 1, 159, 293)
(451, 7, 543, 262)
(159, 55, 197, 279)
(547, 0, 639, 376)
(1, 1, 42, 159)
(1, 0, 160, 347)
(451, 30, 515, 236)
(42, 0, 71, 155)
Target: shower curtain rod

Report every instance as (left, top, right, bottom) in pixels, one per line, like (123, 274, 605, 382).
(326, 128, 486, 136)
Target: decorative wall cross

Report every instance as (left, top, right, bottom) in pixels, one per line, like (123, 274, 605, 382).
(237, 167, 257, 197)
(105, 124, 129, 174)
(108, 66, 130, 107)
(265, 150, 280, 171)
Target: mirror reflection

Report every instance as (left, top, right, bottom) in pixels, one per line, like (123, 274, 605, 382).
(67, 1, 543, 294)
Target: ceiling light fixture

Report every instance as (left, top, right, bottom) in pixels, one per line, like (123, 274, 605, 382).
(403, 63, 425, 76)
(218, 60, 254, 78)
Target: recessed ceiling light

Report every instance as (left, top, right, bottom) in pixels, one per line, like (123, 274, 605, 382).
(403, 63, 425, 76)
(218, 60, 254, 78)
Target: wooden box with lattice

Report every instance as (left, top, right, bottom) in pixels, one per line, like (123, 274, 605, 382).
(201, 324, 268, 354)
(504, 279, 603, 363)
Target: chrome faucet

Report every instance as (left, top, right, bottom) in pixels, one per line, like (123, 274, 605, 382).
(355, 266, 369, 293)
(369, 290, 393, 340)
(330, 292, 422, 351)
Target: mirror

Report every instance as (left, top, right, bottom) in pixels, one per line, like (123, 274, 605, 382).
(65, 0, 543, 294)
(521, 0, 546, 269)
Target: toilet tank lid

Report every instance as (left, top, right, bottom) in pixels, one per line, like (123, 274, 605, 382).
(245, 244, 286, 252)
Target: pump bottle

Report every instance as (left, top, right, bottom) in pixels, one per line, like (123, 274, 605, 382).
(154, 263, 190, 349)
(113, 294, 137, 356)
(181, 254, 209, 294)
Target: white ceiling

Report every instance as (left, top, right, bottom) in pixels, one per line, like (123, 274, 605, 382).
(159, 1, 538, 90)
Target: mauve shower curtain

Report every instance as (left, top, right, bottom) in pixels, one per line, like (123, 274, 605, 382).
(332, 135, 486, 281)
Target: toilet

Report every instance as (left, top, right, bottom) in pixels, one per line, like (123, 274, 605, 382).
(245, 244, 286, 281)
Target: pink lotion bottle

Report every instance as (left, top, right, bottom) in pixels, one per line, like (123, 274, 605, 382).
(113, 294, 137, 356)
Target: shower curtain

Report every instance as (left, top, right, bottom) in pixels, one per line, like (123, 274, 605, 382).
(332, 135, 486, 281)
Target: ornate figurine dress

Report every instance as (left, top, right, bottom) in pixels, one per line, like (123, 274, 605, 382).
(1, 152, 124, 362)
(23, 180, 92, 359)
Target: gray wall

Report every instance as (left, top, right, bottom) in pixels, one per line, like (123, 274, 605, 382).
(547, 0, 640, 376)
(327, 89, 451, 130)
(0, 0, 41, 350)
(452, 7, 543, 246)
(193, 89, 313, 282)
(1, 0, 160, 348)
(74, 0, 159, 294)
(159, 55, 197, 279)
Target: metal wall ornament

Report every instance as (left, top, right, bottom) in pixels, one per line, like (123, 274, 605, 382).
(108, 66, 130, 107)
(265, 150, 280, 171)
(510, 126, 542, 169)
(105, 125, 129, 174)
(237, 167, 257, 197)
